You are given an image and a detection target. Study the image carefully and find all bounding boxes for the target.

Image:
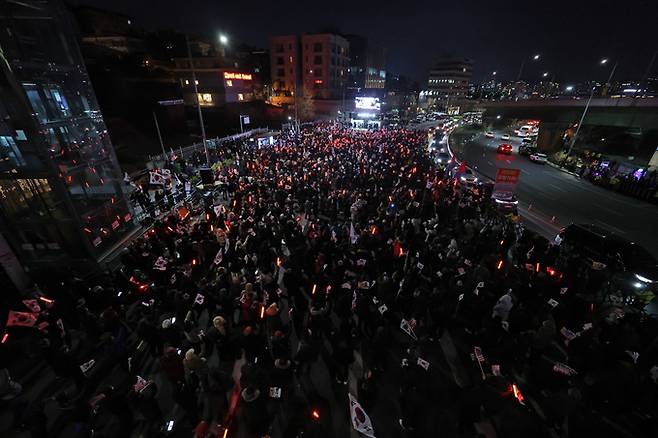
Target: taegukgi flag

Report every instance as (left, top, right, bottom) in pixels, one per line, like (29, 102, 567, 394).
(349, 393, 375, 437)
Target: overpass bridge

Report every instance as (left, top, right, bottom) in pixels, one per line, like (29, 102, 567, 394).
(479, 97, 658, 152)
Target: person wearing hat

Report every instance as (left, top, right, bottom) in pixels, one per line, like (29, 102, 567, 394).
(238, 386, 270, 437)
(183, 348, 209, 391)
(205, 315, 235, 363)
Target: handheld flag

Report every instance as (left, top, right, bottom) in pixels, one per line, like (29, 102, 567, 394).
(348, 394, 376, 437)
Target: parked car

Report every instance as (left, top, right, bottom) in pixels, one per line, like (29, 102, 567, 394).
(455, 168, 478, 185)
(485, 131, 495, 138)
(500, 134, 511, 141)
(518, 145, 537, 156)
(529, 153, 547, 164)
(491, 191, 518, 214)
(555, 223, 658, 294)
(497, 143, 513, 155)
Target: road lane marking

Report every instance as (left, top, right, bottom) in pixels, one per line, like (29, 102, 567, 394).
(594, 219, 626, 234)
(548, 183, 566, 193)
(598, 205, 623, 217)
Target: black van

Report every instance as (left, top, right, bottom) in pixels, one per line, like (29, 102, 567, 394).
(555, 223, 658, 284)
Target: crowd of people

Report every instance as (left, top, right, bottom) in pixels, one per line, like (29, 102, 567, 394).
(1, 122, 657, 438)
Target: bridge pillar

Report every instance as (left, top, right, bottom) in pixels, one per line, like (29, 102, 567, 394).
(537, 122, 568, 152)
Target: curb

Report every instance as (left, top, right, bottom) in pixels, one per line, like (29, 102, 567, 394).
(546, 160, 580, 178)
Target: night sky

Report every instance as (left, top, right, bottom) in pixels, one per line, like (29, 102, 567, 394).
(72, 0, 657, 84)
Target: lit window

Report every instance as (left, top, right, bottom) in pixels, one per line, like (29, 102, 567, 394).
(195, 80, 199, 85)
(289, 56, 293, 63)
(197, 93, 213, 104)
(184, 79, 189, 85)
(226, 80, 233, 87)
(238, 93, 244, 101)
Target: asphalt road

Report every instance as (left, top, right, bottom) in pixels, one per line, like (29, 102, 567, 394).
(457, 130, 658, 257)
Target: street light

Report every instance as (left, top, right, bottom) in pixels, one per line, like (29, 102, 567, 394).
(492, 71, 497, 76)
(219, 33, 228, 45)
(565, 85, 574, 91)
(542, 72, 549, 78)
(533, 54, 540, 61)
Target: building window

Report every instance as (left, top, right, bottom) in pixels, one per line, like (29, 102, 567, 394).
(197, 93, 212, 105)
(288, 43, 292, 49)
(275, 44, 284, 53)
(195, 80, 199, 85)
(226, 80, 233, 87)
(289, 56, 293, 63)
(238, 93, 244, 101)
(23, 84, 48, 123)
(314, 55, 322, 65)
(276, 56, 284, 65)
(277, 68, 285, 76)
(314, 69, 322, 77)
(0, 135, 26, 168)
(289, 68, 293, 74)
(313, 42, 322, 52)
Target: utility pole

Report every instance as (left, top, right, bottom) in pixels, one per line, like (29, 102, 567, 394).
(186, 35, 210, 166)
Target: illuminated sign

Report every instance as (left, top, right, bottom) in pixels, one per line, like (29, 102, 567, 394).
(355, 96, 380, 111)
(224, 72, 252, 80)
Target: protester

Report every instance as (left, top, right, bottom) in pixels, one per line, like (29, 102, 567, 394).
(1, 122, 656, 438)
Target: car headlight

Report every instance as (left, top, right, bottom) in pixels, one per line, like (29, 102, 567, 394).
(473, 177, 478, 182)
(460, 176, 466, 181)
(635, 273, 653, 283)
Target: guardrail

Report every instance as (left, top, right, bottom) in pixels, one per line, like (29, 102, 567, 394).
(148, 128, 273, 164)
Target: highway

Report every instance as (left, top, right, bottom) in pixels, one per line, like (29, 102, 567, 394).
(455, 129, 658, 256)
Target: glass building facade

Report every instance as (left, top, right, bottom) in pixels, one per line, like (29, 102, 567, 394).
(0, 0, 134, 278)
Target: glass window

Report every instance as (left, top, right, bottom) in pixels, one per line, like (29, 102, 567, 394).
(314, 55, 322, 65)
(314, 69, 322, 77)
(313, 42, 322, 52)
(23, 84, 48, 123)
(276, 56, 284, 65)
(0, 136, 27, 168)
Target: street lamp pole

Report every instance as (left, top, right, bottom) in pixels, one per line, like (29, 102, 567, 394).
(603, 61, 618, 96)
(565, 86, 595, 160)
(516, 59, 526, 82)
(186, 35, 210, 167)
(152, 111, 167, 159)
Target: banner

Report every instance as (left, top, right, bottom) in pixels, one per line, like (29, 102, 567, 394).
(493, 168, 520, 196)
(348, 394, 376, 437)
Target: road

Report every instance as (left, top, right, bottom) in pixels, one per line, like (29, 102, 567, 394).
(456, 129, 658, 257)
